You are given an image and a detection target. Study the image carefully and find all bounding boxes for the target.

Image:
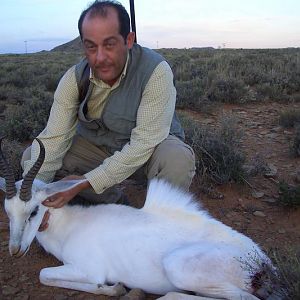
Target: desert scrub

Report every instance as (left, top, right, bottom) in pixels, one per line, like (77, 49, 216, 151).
(291, 125, 300, 157)
(279, 109, 300, 128)
(179, 112, 246, 185)
(270, 247, 300, 299)
(241, 247, 300, 299)
(206, 77, 248, 103)
(1, 91, 53, 142)
(278, 181, 300, 207)
(0, 139, 25, 180)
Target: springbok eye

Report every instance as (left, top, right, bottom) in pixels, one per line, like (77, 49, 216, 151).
(29, 206, 39, 220)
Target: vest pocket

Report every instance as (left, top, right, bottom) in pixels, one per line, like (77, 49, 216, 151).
(103, 111, 136, 135)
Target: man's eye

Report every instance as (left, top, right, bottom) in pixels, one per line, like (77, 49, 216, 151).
(85, 44, 96, 51)
(105, 43, 115, 49)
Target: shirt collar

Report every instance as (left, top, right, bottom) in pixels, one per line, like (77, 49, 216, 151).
(89, 52, 129, 89)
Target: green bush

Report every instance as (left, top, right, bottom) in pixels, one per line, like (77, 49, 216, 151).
(206, 77, 247, 103)
(279, 109, 300, 128)
(270, 247, 300, 299)
(1, 139, 25, 180)
(278, 181, 300, 207)
(291, 125, 300, 157)
(180, 113, 246, 185)
(1, 93, 53, 142)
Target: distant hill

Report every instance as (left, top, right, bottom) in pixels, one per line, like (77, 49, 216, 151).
(51, 37, 82, 52)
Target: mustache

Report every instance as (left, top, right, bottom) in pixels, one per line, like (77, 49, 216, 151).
(94, 62, 113, 69)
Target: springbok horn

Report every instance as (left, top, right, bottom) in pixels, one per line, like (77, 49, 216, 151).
(0, 137, 17, 199)
(20, 138, 45, 202)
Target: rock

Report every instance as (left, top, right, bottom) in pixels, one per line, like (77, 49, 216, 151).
(271, 126, 282, 133)
(261, 198, 277, 203)
(53, 295, 68, 300)
(2, 285, 21, 296)
(265, 133, 278, 139)
(14, 295, 30, 300)
(264, 163, 277, 178)
(1, 240, 8, 247)
(260, 130, 270, 135)
(19, 274, 30, 282)
(294, 170, 300, 184)
(252, 190, 264, 198)
(202, 118, 215, 125)
(253, 211, 266, 217)
(120, 288, 146, 300)
(278, 229, 286, 234)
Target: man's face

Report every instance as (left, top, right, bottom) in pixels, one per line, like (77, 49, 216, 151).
(82, 8, 134, 86)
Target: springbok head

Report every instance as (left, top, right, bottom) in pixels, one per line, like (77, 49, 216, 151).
(0, 138, 84, 258)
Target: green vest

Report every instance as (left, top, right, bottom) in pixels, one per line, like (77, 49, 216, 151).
(76, 44, 184, 154)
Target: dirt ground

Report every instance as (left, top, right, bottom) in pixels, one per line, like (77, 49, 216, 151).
(0, 101, 299, 299)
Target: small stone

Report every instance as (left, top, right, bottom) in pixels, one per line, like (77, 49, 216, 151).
(14, 295, 30, 300)
(202, 118, 214, 125)
(260, 130, 270, 135)
(261, 198, 277, 203)
(294, 171, 300, 184)
(271, 126, 282, 133)
(252, 190, 264, 198)
(253, 211, 266, 217)
(234, 222, 242, 227)
(2, 285, 21, 296)
(264, 163, 277, 178)
(265, 133, 278, 139)
(120, 288, 146, 300)
(278, 229, 286, 234)
(52, 295, 68, 300)
(19, 274, 30, 282)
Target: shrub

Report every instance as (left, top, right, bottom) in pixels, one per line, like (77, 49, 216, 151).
(278, 181, 300, 207)
(240, 246, 300, 299)
(270, 247, 300, 299)
(279, 109, 300, 128)
(180, 113, 246, 185)
(206, 77, 247, 103)
(1, 93, 53, 142)
(1, 139, 25, 180)
(291, 125, 300, 157)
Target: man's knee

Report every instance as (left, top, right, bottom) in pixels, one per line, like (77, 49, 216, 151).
(146, 136, 196, 190)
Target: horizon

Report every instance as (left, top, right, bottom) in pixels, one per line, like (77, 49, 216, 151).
(1, 0, 299, 54)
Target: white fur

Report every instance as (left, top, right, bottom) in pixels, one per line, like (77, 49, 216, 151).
(2, 178, 270, 299)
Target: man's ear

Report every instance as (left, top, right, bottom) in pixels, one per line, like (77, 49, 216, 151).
(126, 32, 135, 49)
(0, 177, 6, 192)
(43, 179, 87, 198)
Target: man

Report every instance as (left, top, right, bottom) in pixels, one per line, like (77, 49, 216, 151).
(23, 0, 195, 209)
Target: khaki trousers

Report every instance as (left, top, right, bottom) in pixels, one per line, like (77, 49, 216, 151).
(22, 135, 195, 204)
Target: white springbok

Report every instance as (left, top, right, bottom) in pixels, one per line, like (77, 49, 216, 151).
(0, 138, 275, 300)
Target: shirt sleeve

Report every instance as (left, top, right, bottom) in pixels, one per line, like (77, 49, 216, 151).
(84, 61, 176, 193)
(22, 65, 79, 183)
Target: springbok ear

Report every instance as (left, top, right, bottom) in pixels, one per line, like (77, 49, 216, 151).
(43, 179, 87, 197)
(0, 177, 6, 192)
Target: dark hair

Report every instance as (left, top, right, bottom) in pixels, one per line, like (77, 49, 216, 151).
(78, 0, 130, 41)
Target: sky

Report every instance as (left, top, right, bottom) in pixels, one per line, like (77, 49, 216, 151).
(0, 0, 299, 54)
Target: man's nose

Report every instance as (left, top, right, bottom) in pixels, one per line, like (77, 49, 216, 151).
(95, 47, 106, 63)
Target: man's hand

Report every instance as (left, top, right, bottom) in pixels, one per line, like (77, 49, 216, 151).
(42, 175, 91, 209)
(39, 210, 50, 232)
